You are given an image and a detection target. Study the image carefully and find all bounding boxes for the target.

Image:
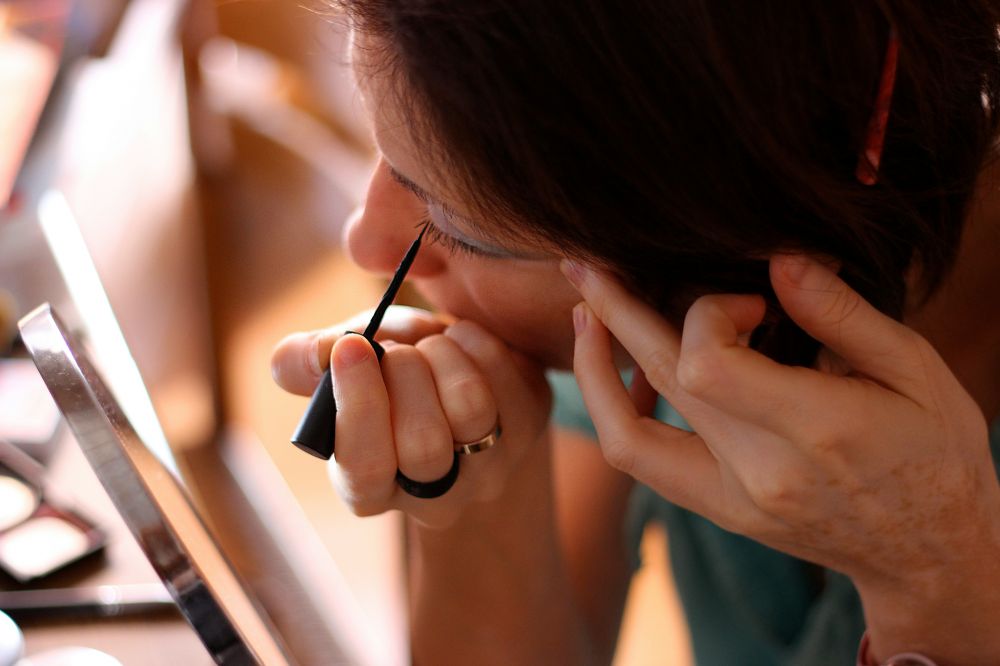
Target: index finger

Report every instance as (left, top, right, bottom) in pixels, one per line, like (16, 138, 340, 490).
(561, 261, 682, 399)
(272, 306, 449, 395)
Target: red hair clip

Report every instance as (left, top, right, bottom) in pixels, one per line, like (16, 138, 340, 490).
(856, 28, 900, 186)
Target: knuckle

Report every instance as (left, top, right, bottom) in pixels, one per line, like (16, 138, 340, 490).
(446, 321, 506, 365)
(743, 468, 801, 516)
(441, 376, 495, 423)
(686, 295, 723, 322)
(414, 333, 450, 355)
(340, 455, 397, 489)
(383, 343, 421, 367)
(713, 475, 787, 540)
(599, 302, 632, 341)
(405, 442, 443, 472)
(641, 347, 679, 395)
(397, 417, 452, 475)
(600, 435, 637, 474)
(675, 349, 722, 396)
(713, 502, 758, 535)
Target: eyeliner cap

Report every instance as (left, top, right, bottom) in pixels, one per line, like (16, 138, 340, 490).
(290, 369, 336, 460)
(289, 335, 385, 460)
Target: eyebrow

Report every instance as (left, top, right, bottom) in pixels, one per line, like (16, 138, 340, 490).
(386, 164, 481, 228)
(387, 165, 439, 206)
(385, 163, 550, 260)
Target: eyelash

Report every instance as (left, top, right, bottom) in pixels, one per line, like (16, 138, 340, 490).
(419, 219, 493, 258)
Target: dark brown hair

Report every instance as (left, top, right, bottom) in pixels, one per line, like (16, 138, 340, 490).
(336, 1, 1000, 365)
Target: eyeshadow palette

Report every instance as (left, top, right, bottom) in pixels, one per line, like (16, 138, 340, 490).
(0, 441, 104, 583)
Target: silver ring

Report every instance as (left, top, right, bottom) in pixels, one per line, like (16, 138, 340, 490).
(454, 422, 501, 455)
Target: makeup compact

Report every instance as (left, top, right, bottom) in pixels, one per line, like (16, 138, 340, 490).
(0, 439, 104, 583)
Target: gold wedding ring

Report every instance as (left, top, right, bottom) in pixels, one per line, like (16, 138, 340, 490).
(454, 422, 502, 455)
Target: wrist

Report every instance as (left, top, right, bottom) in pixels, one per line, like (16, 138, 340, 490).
(405, 430, 589, 664)
(854, 511, 1000, 664)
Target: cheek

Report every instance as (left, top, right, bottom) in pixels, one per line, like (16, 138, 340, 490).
(417, 262, 580, 367)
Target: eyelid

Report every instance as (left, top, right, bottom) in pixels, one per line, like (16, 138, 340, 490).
(387, 164, 546, 260)
(397, 178, 429, 203)
(426, 204, 511, 256)
(387, 166, 470, 220)
(388, 166, 435, 205)
(426, 201, 454, 229)
(422, 219, 497, 258)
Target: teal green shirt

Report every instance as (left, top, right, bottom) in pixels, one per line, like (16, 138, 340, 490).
(548, 371, 1000, 666)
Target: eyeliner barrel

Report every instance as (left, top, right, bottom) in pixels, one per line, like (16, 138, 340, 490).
(290, 227, 426, 460)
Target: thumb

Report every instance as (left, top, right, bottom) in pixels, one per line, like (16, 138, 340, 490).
(769, 254, 919, 390)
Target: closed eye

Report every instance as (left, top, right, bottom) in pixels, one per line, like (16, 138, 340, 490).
(388, 164, 543, 260)
(419, 220, 501, 258)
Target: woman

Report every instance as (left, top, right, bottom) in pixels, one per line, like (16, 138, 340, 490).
(271, 2, 1000, 664)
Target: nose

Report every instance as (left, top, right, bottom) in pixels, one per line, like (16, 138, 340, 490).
(343, 158, 447, 278)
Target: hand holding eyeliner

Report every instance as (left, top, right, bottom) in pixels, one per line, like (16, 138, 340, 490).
(290, 226, 460, 498)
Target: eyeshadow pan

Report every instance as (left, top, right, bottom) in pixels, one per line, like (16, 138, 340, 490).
(0, 475, 37, 531)
(0, 516, 90, 581)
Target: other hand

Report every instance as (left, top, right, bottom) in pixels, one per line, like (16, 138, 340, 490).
(564, 255, 999, 604)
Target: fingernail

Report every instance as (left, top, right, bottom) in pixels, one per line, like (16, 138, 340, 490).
(560, 260, 585, 288)
(307, 334, 324, 378)
(572, 303, 587, 335)
(334, 336, 371, 368)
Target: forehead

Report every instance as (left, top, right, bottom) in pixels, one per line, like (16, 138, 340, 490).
(350, 32, 445, 192)
(347, 29, 564, 253)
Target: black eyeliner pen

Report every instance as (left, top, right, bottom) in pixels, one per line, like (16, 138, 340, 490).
(291, 225, 428, 459)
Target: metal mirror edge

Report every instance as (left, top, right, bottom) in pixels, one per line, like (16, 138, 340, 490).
(18, 303, 296, 666)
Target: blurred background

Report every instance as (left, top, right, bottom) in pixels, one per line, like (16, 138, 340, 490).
(0, 0, 689, 663)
